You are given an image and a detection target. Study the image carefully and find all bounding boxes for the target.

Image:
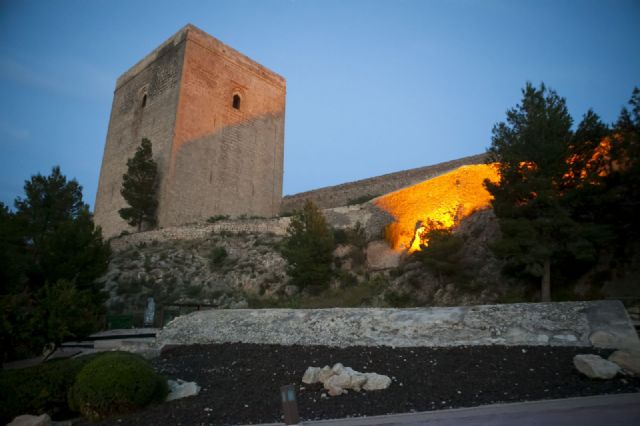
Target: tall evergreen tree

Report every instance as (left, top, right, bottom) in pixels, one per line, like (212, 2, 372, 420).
(281, 200, 335, 292)
(1, 167, 110, 362)
(13, 166, 110, 293)
(599, 88, 640, 255)
(119, 138, 158, 231)
(486, 83, 607, 301)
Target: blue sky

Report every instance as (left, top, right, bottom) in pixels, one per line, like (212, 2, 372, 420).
(1, 0, 639, 209)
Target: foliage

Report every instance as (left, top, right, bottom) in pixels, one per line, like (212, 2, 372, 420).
(68, 352, 167, 420)
(347, 193, 379, 205)
(413, 227, 466, 280)
(246, 274, 386, 308)
(281, 200, 335, 292)
(209, 246, 228, 269)
(333, 222, 367, 248)
(119, 138, 158, 232)
(566, 88, 640, 260)
(0, 354, 99, 424)
(333, 222, 367, 269)
(38, 280, 101, 348)
(485, 82, 631, 300)
(0, 167, 110, 363)
(207, 214, 230, 223)
(0, 202, 26, 294)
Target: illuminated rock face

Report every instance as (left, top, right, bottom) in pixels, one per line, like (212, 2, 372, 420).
(373, 164, 500, 252)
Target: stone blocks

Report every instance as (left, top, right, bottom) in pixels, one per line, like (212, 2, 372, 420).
(95, 24, 285, 238)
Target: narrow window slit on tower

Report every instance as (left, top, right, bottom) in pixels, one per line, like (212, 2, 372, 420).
(232, 94, 241, 110)
(141, 94, 147, 108)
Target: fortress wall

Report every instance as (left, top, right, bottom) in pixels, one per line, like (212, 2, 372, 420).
(109, 217, 292, 252)
(94, 30, 186, 239)
(166, 114, 285, 226)
(281, 153, 488, 213)
(162, 26, 285, 227)
(94, 25, 286, 238)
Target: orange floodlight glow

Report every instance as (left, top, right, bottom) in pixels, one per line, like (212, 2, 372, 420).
(374, 164, 501, 252)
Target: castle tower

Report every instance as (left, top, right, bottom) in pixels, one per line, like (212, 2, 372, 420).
(94, 24, 286, 238)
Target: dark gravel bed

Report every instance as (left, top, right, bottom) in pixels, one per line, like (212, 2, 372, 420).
(87, 343, 640, 425)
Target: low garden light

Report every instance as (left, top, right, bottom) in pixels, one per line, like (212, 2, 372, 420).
(280, 384, 300, 425)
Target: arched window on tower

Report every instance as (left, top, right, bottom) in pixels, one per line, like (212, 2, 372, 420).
(232, 94, 241, 110)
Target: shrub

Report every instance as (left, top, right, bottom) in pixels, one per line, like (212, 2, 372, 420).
(207, 214, 229, 223)
(209, 246, 228, 270)
(0, 354, 98, 424)
(347, 193, 379, 205)
(68, 352, 167, 420)
(413, 228, 467, 281)
(281, 201, 335, 292)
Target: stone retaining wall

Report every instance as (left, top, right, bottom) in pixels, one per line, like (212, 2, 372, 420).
(109, 202, 396, 251)
(158, 301, 640, 349)
(109, 217, 291, 251)
(281, 153, 488, 212)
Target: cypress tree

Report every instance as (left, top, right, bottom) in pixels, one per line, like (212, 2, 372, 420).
(119, 138, 158, 232)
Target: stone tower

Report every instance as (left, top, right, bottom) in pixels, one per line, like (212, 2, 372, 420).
(94, 24, 286, 238)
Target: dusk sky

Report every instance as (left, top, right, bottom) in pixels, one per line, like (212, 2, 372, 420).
(1, 0, 639, 210)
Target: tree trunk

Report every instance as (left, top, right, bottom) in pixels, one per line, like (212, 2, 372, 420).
(541, 257, 551, 302)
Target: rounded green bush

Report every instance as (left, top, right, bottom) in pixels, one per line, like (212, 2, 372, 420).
(68, 352, 167, 420)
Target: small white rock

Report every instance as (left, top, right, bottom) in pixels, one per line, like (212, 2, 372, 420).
(318, 365, 334, 382)
(363, 373, 392, 391)
(166, 379, 201, 401)
(302, 366, 321, 384)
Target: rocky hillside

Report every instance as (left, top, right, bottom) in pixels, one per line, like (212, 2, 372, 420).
(99, 205, 522, 324)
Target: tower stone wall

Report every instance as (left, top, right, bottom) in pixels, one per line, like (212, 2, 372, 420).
(94, 25, 286, 238)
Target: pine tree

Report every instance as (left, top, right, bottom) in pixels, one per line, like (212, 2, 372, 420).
(2, 167, 110, 362)
(119, 138, 158, 231)
(486, 82, 607, 301)
(281, 200, 335, 292)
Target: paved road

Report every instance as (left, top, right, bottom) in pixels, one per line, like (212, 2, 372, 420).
(257, 393, 640, 426)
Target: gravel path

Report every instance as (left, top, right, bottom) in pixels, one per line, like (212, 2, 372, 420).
(84, 343, 640, 426)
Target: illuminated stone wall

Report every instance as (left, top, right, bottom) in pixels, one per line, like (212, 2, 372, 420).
(280, 154, 488, 213)
(375, 164, 500, 251)
(95, 25, 286, 238)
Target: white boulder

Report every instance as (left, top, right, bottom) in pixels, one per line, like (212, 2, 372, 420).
(166, 379, 201, 401)
(362, 372, 392, 390)
(573, 354, 620, 379)
(609, 350, 640, 376)
(302, 363, 391, 396)
(302, 366, 321, 384)
(318, 365, 334, 383)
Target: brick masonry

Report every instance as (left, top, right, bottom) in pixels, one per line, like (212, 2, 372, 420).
(94, 24, 286, 238)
